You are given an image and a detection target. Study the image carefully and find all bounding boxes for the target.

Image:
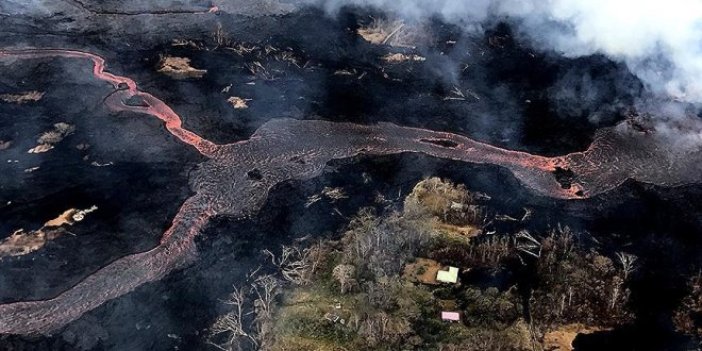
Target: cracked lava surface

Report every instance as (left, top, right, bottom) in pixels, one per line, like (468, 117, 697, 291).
(0, 48, 700, 335)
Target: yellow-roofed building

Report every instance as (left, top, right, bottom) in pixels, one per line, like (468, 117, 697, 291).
(436, 266, 458, 283)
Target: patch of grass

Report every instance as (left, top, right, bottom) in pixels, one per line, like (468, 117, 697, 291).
(274, 287, 359, 347)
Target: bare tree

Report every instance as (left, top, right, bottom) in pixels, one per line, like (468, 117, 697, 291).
(209, 275, 281, 351)
(251, 275, 281, 320)
(212, 23, 231, 49)
(515, 230, 541, 259)
(332, 264, 357, 294)
(209, 286, 257, 351)
(463, 235, 512, 267)
(251, 275, 281, 350)
(615, 251, 638, 280)
(540, 225, 574, 269)
(263, 243, 322, 285)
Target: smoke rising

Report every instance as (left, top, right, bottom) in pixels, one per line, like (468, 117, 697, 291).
(314, 0, 702, 106)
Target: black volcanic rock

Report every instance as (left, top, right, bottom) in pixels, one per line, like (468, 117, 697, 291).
(0, 1, 700, 351)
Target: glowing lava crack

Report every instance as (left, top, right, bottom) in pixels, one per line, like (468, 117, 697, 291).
(0, 48, 700, 335)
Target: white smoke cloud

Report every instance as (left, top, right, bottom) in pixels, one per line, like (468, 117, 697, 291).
(315, 0, 702, 104)
(500, 0, 702, 104)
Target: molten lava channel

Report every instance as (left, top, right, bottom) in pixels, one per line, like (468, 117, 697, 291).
(0, 48, 699, 335)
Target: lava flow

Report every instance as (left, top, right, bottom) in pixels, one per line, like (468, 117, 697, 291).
(0, 48, 700, 335)
(0, 49, 218, 157)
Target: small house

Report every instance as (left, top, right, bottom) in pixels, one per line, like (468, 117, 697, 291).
(441, 311, 460, 322)
(436, 266, 458, 283)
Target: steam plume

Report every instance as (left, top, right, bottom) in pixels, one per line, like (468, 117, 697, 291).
(315, 0, 702, 105)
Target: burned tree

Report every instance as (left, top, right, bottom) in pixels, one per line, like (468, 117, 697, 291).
(208, 275, 282, 351)
(530, 227, 634, 327)
(263, 243, 323, 285)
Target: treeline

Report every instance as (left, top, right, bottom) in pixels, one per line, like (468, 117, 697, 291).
(208, 177, 639, 351)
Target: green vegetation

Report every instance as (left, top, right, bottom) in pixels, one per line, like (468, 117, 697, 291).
(674, 272, 702, 338)
(210, 177, 638, 351)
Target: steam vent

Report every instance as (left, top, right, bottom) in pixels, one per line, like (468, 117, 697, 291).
(2, 1, 702, 350)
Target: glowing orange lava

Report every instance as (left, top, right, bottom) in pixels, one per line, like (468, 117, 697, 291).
(0, 48, 699, 335)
